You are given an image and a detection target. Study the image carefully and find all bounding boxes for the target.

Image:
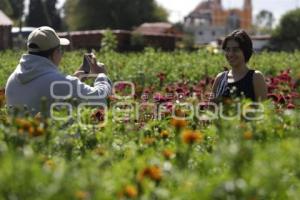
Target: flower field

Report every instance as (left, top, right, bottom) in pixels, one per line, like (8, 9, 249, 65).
(0, 49, 300, 199)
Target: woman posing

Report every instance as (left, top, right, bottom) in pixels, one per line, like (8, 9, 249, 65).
(211, 30, 267, 103)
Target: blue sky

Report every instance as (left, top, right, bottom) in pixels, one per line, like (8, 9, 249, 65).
(54, 0, 298, 25)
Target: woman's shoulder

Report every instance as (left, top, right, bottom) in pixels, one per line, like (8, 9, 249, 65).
(252, 70, 265, 80)
(212, 72, 226, 88)
(215, 71, 228, 80)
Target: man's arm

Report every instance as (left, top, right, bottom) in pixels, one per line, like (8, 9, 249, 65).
(66, 73, 112, 101)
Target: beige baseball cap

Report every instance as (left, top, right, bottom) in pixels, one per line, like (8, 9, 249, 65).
(27, 26, 70, 52)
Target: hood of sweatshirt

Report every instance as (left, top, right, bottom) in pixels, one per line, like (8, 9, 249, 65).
(15, 54, 58, 84)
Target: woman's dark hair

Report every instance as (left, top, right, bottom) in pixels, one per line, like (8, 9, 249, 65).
(28, 44, 59, 58)
(222, 29, 253, 63)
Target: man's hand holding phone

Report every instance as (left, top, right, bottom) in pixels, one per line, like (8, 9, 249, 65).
(84, 53, 107, 74)
(74, 53, 107, 81)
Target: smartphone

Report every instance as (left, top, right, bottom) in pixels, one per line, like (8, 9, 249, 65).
(82, 54, 92, 73)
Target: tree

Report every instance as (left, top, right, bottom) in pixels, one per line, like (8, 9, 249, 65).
(7, 0, 24, 28)
(45, 0, 62, 30)
(64, 0, 169, 30)
(254, 10, 274, 34)
(26, 0, 50, 27)
(101, 29, 118, 52)
(270, 8, 300, 51)
(25, 0, 62, 30)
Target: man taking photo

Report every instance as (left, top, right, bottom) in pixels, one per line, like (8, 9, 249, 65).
(5, 26, 112, 116)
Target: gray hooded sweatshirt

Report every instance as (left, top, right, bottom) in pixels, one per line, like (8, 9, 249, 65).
(5, 54, 112, 115)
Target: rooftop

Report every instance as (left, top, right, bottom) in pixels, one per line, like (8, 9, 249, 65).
(0, 10, 13, 26)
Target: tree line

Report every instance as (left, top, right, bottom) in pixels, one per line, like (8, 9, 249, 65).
(0, 0, 168, 31)
(1, 0, 300, 51)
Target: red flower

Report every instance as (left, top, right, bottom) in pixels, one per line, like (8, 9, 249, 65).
(91, 108, 106, 122)
(0, 88, 5, 107)
(287, 103, 295, 109)
(153, 92, 167, 103)
(157, 72, 166, 81)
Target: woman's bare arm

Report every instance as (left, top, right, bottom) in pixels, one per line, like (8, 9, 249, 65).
(253, 70, 268, 101)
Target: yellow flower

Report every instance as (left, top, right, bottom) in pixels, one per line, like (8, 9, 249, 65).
(44, 159, 56, 170)
(181, 129, 204, 144)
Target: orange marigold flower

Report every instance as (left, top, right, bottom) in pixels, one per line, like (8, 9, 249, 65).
(28, 126, 35, 136)
(138, 165, 162, 182)
(170, 118, 188, 129)
(223, 97, 234, 105)
(123, 185, 138, 198)
(181, 129, 204, 144)
(15, 118, 45, 137)
(94, 147, 106, 156)
(163, 149, 174, 159)
(175, 109, 186, 117)
(143, 137, 156, 145)
(243, 131, 253, 140)
(239, 122, 247, 129)
(35, 127, 45, 136)
(18, 128, 24, 135)
(15, 118, 31, 131)
(160, 130, 170, 139)
(75, 191, 89, 200)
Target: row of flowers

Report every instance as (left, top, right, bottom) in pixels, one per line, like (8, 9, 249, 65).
(112, 69, 300, 109)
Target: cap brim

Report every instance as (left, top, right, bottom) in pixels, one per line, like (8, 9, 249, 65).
(60, 38, 70, 46)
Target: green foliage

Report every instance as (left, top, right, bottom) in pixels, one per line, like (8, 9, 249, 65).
(1, 50, 300, 87)
(254, 9, 274, 35)
(100, 30, 118, 53)
(130, 32, 145, 51)
(0, 50, 300, 199)
(64, 0, 169, 30)
(0, 0, 13, 16)
(271, 8, 300, 51)
(6, 0, 24, 20)
(181, 32, 196, 50)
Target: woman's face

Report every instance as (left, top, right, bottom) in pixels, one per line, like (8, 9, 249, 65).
(224, 39, 245, 68)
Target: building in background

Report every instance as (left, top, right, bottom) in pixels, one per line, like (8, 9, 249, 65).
(0, 10, 13, 50)
(133, 22, 182, 51)
(57, 22, 182, 51)
(184, 0, 252, 45)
